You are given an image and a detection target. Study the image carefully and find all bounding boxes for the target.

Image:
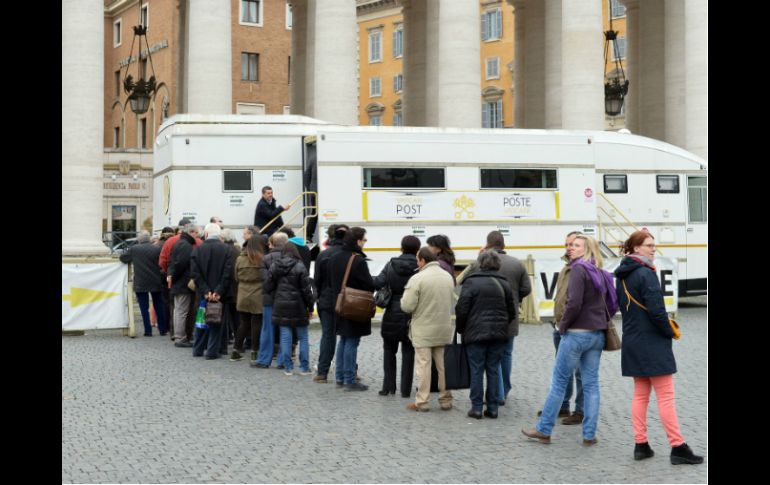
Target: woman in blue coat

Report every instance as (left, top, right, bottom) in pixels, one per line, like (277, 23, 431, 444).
(615, 230, 703, 465)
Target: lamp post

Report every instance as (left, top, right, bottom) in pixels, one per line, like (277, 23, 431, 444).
(122, 25, 157, 115)
(603, 2, 629, 117)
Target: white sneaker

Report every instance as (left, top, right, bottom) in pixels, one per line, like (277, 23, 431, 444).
(299, 370, 312, 376)
(284, 371, 294, 376)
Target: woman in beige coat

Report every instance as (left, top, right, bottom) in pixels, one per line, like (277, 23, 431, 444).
(231, 237, 266, 362)
(400, 247, 456, 412)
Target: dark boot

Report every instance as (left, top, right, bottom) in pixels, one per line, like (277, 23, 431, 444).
(670, 443, 703, 465)
(634, 442, 654, 461)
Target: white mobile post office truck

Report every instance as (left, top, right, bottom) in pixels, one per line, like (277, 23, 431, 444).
(154, 115, 707, 317)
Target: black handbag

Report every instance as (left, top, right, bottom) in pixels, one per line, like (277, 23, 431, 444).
(428, 330, 471, 391)
(373, 263, 392, 309)
(204, 301, 224, 325)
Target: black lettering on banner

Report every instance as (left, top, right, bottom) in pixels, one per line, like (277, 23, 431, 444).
(540, 272, 559, 300)
(660, 270, 674, 297)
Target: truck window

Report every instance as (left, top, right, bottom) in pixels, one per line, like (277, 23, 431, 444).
(603, 174, 628, 193)
(363, 168, 445, 189)
(480, 168, 557, 189)
(223, 170, 252, 192)
(656, 175, 679, 193)
(688, 176, 707, 223)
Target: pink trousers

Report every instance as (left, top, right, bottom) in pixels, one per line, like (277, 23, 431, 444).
(632, 374, 685, 446)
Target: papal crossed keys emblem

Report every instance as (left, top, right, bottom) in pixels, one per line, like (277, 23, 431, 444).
(453, 195, 476, 220)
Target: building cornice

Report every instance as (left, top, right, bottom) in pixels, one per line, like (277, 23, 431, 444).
(105, 0, 139, 17)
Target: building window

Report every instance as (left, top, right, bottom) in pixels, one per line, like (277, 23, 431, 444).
(363, 168, 445, 189)
(240, 0, 262, 25)
(286, 1, 292, 29)
(604, 174, 628, 193)
(114, 127, 121, 148)
(611, 37, 627, 60)
(656, 175, 680, 194)
(115, 70, 121, 97)
(611, 0, 626, 18)
(140, 58, 147, 80)
(140, 118, 147, 148)
(370, 77, 381, 97)
(481, 169, 558, 189)
(113, 19, 122, 47)
(482, 99, 503, 128)
(288, 56, 291, 84)
(241, 52, 259, 81)
(486, 57, 500, 80)
(393, 112, 403, 126)
(687, 176, 707, 223)
(140, 3, 149, 29)
(368, 31, 382, 63)
(392, 28, 403, 58)
(283, 106, 291, 115)
(369, 115, 382, 126)
(481, 9, 502, 41)
(393, 73, 403, 93)
(223, 170, 253, 192)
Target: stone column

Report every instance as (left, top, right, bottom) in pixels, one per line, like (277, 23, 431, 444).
(511, 0, 526, 128)
(664, 0, 686, 148)
(561, 0, 604, 130)
(187, 0, 232, 114)
(306, 0, 357, 124)
(403, 0, 427, 126)
(622, 0, 639, 133)
(524, 0, 544, 128)
(424, 0, 441, 126)
(685, 0, 708, 160)
(290, 0, 307, 115)
(62, 0, 108, 255)
(639, 0, 665, 140)
(436, 0, 480, 127)
(544, 0, 562, 128)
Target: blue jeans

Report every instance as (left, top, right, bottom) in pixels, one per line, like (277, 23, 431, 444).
(496, 336, 515, 402)
(554, 330, 584, 413)
(317, 309, 336, 376)
(467, 341, 505, 413)
(335, 336, 361, 385)
(280, 326, 309, 372)
(255, 306, 274, 366)
(537, 331, 604, 439)
(136, 291, 168, 335)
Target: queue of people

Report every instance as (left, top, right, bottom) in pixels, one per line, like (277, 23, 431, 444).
(121, 196, 704, 465)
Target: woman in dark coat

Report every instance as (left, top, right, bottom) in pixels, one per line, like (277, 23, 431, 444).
(615, 230, 703, 465)
(265, 242, 314, 375)
(455, 250, 515, 419)
(328, 227, 375, 391)
(373, 235, 420, 397)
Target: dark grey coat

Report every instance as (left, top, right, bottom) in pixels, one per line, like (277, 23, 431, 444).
(329, 244, 375, 337)
(120, 241, 163, 293)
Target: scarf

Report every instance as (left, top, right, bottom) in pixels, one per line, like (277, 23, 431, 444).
(572, 257, 619, 316)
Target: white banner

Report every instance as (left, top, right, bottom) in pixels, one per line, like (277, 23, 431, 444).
(363, 190, 558, 222)
(533, 257, 678, 318)
(62, 263, 128, 330)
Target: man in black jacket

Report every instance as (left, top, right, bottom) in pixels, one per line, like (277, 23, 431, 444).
(254, 186, 291, 237)
(120, 231, 167, 337)
(190, 223, 235, 359)
(312, 224, 349, 383)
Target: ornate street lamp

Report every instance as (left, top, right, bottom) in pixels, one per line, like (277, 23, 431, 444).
(603, 2, 629, 117)
(122, 25, 157, 115)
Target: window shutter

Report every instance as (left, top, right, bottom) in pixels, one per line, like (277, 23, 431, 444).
(496, 10, 502, 39)
(482, 102, 490, 128)
(481, 13, 488, 41)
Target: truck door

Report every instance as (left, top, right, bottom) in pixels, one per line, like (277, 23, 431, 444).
(303, 138, 318, 243)
(685, 175, 707, 295)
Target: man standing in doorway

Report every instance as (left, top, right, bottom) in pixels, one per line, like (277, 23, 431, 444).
(254, 186, 291, 237)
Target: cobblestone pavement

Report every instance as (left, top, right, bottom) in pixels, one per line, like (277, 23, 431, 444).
(62, 297, 707, 483)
